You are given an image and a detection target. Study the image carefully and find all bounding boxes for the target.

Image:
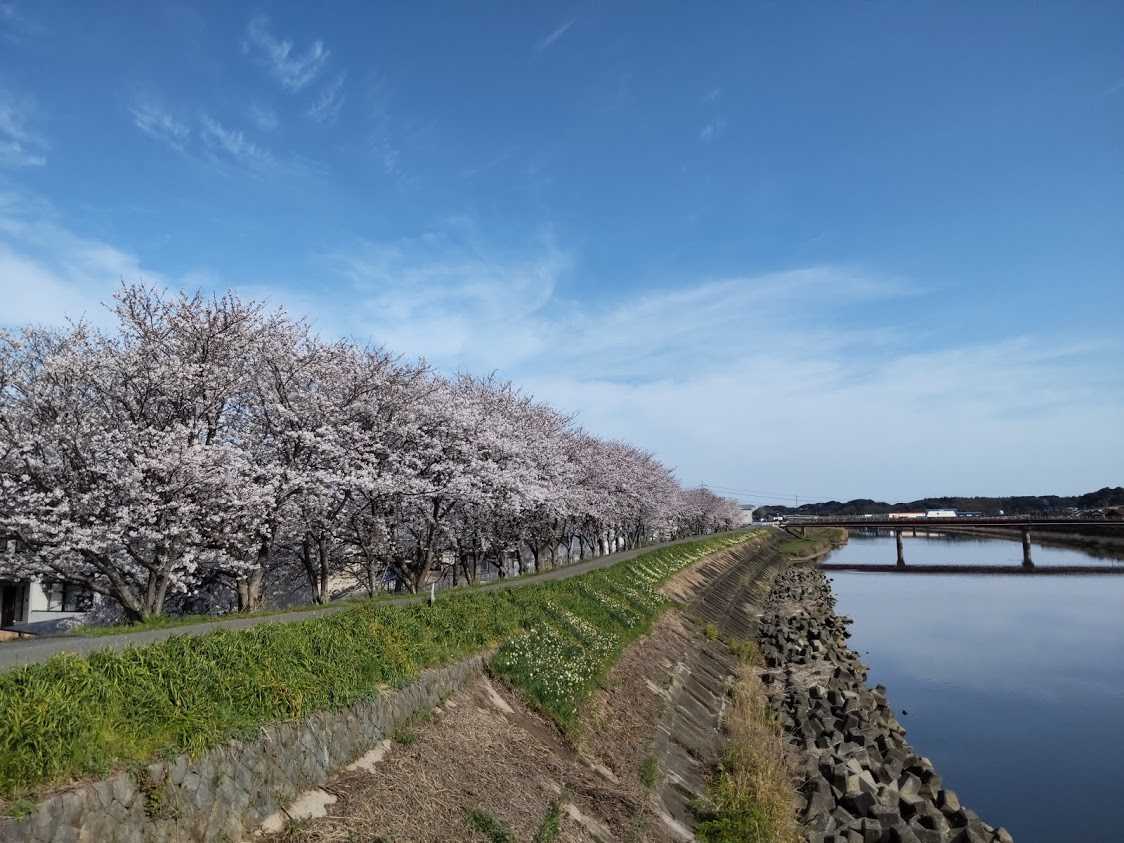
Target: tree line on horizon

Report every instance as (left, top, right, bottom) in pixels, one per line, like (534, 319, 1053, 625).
(755, 486, 1124, 519)
(0, 284, 743, 622)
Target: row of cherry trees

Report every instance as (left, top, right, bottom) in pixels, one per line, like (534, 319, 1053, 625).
(0, 286, 743, 621)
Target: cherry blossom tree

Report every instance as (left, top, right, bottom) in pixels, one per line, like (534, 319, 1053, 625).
(0, 283, 745, 618)
(0, 286, 275, 620)
(677, 486, 744, 536)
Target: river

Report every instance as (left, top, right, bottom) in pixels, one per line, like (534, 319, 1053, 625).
(825, 532, 1124, 842)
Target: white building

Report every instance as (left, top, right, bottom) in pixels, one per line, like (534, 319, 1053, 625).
(1, 539, 92, 638)
(925, 509, 958, 518)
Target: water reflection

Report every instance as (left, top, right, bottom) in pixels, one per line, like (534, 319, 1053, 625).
(828, 534, 1124, 842)
(832, 529, 1124, 567)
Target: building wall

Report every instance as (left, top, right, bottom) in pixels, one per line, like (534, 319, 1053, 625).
(0, 579, 90, 632)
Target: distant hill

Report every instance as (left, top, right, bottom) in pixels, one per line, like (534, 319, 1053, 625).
(753, 487, 1124, 518)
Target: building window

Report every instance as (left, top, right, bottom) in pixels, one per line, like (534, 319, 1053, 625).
(44, 581, 93, 613)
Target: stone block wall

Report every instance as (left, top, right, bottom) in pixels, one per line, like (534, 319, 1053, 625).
(0, 654, 487, 843)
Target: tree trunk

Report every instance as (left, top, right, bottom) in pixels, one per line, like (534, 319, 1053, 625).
(237, 540, 271, 612)
(237, 566, 265, 612)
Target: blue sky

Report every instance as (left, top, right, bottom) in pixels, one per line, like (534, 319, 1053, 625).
(2, 2, 1122, 502)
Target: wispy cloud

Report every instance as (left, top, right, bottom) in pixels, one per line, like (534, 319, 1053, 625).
(698, 117, 726, 143)
(0, 87, 46, 167)
(0, 2, 18, 37)
(0, 190, 169, 327)
(1102, 77, 1124, 97)
(0, 2, 39, 42)
(130, 97, 191, 152)
(199, 115, 276, 174)
(536, 18, 575, 51)
(702, 87, 722, 103)
(307, 73, 346, 124)
(243, 15, 330, 92)
(306, 229, 1124, 498)
(461, 148, 515, 179)
(323, 226, 568, 364)
(375, 138, 401, 176)
(4, 193, 1120, 499)
(248, 102, 279, 132)
(128, 96, 303, 178)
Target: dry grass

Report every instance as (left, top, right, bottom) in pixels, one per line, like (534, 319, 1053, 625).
(578, 611, 692, 797)
(696, 647, 801, 843)
(659, 534, 765, 604)
(264, 678, 645, 843)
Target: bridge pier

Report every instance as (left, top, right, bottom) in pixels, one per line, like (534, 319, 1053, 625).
(1022, 528, 1033, 568)
(895, 529, 905, 566)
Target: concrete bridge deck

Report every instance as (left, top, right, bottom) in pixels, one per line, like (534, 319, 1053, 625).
(782, 517, 1124, 567)
(783, 517, 1123, 529)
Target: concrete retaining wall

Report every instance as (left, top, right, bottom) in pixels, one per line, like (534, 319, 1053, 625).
(0, 654, 487, 843)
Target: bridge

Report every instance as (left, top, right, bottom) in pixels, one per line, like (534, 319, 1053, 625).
(818, 563, 1124, 576)
(779, 517, 1124, 568)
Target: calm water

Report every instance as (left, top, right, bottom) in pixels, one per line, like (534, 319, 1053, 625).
(826, 533, 1124, 842)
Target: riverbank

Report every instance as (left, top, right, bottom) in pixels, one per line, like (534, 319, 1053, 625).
(1, 533, 780, 841)
(255, 528, 789, 842)
(758, 565, 1013, 843)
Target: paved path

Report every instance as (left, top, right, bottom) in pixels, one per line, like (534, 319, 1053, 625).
(0, 530, 759, 672)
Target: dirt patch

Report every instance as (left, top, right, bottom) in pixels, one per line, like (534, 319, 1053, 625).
(263, 616, 711, 843)
(660, 532, 769, 604)
(264, 675, 649, 843)
(265, 537, 781, 843)
(579, 612, 706, 841)
(579, 613, 692, 789)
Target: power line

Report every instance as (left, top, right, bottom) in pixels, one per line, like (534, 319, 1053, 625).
(703, 484, 803, 498)
(701, 481, 845, 506)
(701, 483, 799, 500)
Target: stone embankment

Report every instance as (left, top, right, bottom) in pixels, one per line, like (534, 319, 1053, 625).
(758, 567, 1014, 843)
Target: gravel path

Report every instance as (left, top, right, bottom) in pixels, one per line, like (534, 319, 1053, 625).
(0, 530, 761, 671)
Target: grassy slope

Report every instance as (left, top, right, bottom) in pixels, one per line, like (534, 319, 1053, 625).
(694, 531, 842, 842)
(776, 526, 847, 558)
(0, 532, 753, 803)
(695, 644, 799, 843)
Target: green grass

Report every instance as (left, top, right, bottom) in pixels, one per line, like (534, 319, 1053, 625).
(72, 589, 420, 638)
(639, 756, 659, 788)
(490, 533, 750, 731)
(694, 639, 799, 843)
(0, 532, 756, 801)
(776, 527, 846, 558)
(391, 709, 433, 746)
(532, 800, 563, 843)
(70, 599, 367, 638)
(466, 808, 515, 843)
(71, 533, 737, 638)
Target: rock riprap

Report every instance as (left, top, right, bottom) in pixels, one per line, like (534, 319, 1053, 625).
(757, 567, 1014, 843)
